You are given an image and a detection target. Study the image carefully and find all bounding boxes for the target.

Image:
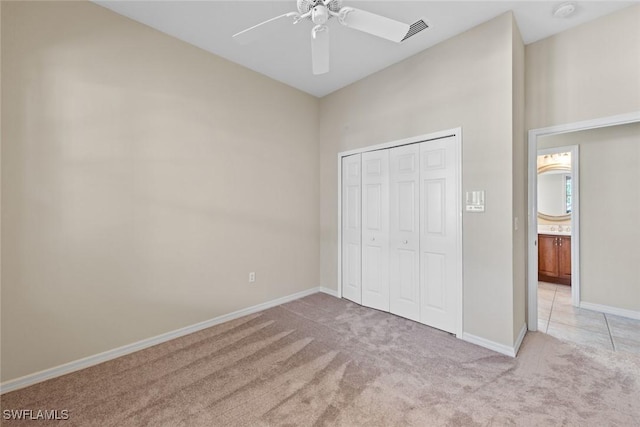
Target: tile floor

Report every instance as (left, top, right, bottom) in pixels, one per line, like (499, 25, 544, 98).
(538, 281, 640, 353)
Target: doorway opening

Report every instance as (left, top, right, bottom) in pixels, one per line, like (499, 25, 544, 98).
(527, 112, 640, 342)
(535, 146, 577, 334)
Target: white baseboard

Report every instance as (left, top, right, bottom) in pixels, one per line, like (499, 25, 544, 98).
(319, 286, 339, 298)
(462, 326, 527, 358)
(513, 323, 527, 356)
(0, 286, 324, 395)
(579, 301, 640, 320)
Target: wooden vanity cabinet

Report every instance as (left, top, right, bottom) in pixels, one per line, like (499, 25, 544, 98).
(538, 234, 571, 285)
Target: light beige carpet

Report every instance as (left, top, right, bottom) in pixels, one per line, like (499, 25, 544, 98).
(1, 293, 639, 426)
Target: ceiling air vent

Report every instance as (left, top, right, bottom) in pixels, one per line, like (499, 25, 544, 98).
(401, 19, 429, 42)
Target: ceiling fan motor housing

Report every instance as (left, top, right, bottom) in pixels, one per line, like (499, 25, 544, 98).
(297, 0, 342, 15)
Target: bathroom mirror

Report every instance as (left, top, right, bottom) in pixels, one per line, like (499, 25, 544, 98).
(537, 161, 572, 221)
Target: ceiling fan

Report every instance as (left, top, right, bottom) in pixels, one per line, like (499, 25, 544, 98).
(232, 0, 428, 75)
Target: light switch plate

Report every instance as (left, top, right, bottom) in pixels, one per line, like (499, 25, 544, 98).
(465, 191, 485, 212)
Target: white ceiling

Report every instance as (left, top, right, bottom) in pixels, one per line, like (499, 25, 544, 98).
(94, 1, 637, 97)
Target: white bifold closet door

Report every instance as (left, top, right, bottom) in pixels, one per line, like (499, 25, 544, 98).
(389, 144, 421, 322)
(341, 136, 459, 334)
(361, 150, 390, 311)
(419, 137, 459, 333)
(341, 154, 362, 304)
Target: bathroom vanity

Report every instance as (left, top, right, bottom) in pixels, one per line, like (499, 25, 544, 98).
(538, 233, 571, 285)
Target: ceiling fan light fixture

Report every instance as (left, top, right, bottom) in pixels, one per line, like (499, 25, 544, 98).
(234, 0, 426, 74)
(553, 2, 577, 19)
(312, 5, 329, 25)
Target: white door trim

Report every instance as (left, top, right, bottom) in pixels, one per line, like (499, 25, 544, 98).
(527, 111, 640, 331)
(337, 127, 463, 338)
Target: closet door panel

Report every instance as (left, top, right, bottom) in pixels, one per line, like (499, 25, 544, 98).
(398, 249, 418, 300)
(361, 150, 390, 311)
(342, 154, 362, 304)
(389, 144, 420, 321)
(419, 137, 459, 333)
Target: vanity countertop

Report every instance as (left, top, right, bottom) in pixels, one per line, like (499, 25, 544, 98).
(538, 225, 571, 236)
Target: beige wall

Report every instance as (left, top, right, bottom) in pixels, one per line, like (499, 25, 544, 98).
(526, 4, 640, 319)
(511, 16, 526, 342)
(1, 1, 320, 382)
(4, 0, 636, 384)
(319, 13, 522, 348)
(539, 123, 640, 312)
(526, 5, 640, 130)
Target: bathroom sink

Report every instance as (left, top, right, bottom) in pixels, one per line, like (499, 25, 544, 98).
(537, 225, 571, 236)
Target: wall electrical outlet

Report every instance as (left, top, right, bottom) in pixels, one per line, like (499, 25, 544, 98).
(249, 272, 256, 283)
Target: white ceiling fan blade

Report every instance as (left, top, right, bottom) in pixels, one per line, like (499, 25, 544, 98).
(338, 7, 410, 43)
(233, 12, 299, 45)
(311, 25, 329, 75)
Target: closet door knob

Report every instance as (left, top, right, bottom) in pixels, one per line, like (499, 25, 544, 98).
(371, 237, 376, 241)
(403, 240, 408, 244)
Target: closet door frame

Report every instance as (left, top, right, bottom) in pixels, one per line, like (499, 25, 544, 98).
(337, 127, 463, 338)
